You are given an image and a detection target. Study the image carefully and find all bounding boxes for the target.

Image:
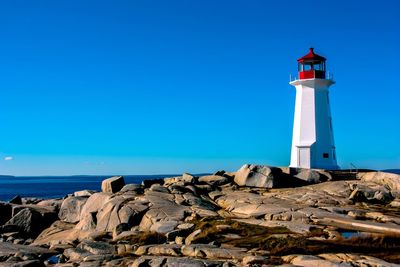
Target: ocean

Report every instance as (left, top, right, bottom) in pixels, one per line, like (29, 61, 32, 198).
(0, 174, 175, 201)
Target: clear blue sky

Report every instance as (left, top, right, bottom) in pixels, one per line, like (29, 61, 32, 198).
(0, 0, 399, 175)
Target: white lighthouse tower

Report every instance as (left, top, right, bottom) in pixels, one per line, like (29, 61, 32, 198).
(289, 48, 339, 170)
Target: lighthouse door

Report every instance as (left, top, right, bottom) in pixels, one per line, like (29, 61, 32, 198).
(298, 147, 310, 168)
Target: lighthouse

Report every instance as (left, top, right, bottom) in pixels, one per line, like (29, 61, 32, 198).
(289, 48, 339, 170)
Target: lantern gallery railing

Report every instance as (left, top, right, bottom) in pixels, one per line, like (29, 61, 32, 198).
(290, 71, 333, 82)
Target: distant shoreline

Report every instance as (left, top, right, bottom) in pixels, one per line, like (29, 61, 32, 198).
(0, 174, 210, 201)
(0, 170, 398, 201)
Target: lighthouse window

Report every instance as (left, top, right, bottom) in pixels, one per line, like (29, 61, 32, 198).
(323, 153, 329, 159)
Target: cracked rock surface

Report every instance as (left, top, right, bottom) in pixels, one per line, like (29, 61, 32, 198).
(1, 165, 400, 266)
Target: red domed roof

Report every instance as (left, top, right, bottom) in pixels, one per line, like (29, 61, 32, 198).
(297, 48, 326, 62)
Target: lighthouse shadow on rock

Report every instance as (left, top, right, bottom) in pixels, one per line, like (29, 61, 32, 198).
(289, 48, 339, 170)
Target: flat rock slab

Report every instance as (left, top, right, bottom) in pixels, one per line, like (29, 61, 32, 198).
(198, 175, 230, 186)
(0, 260, 44, 267)
(131, 256, 227, 267)
(0, 242, 56, 259)
(182, 244, 247, 260)
(283, 254, 352, 267)
(283, 254, 400, 267)
(135, 244, 182, 257)
(78, 240, 115, 255)
(63, 247, 93, 261)
(150, 220, 179, 234)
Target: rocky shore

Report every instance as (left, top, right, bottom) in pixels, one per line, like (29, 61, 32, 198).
(1, 164, 400, 266)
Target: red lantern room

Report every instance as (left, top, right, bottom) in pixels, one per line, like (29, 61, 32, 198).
(298, 48, 326, 79)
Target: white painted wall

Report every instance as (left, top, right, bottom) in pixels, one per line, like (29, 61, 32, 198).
(289, 78, 339, 170)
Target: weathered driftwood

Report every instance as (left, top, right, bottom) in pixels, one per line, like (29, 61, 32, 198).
(315, 216, 400, 235)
